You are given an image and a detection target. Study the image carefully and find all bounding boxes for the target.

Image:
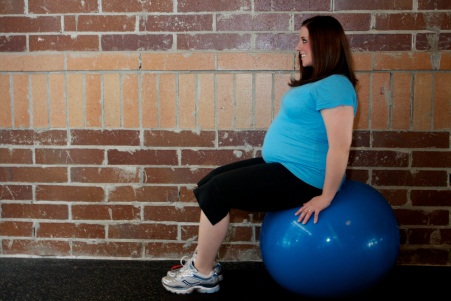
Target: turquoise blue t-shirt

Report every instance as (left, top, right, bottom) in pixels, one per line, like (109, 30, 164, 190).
(262, 74, 357, 189)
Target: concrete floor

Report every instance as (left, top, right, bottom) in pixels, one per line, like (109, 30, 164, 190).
(1, 258, 450, 300)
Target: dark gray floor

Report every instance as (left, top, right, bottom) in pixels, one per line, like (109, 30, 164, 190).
(1, 258, 450, 300)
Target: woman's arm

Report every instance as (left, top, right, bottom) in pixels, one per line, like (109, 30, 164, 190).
(295, 105, 354, 224)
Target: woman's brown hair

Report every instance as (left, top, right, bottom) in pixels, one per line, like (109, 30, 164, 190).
(289, 15, 357, 88)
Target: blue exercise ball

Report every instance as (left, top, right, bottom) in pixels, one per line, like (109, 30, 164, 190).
(260, 180, 400, 298)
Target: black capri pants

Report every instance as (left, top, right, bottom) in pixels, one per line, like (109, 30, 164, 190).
(193, 157, 322, 225)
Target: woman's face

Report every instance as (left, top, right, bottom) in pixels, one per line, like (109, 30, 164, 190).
(295, 26, 312, 67)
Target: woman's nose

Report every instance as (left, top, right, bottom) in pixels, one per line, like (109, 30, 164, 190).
(295, 42, 302, 51)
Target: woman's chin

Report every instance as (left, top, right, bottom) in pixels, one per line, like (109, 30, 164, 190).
(300, 60, 311, 67)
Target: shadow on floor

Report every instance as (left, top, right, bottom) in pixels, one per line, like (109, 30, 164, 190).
(1, 258, 450, 301)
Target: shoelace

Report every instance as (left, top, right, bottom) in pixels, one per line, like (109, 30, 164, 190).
(174, 261, 196, 280)
(169, 255, 192, 271)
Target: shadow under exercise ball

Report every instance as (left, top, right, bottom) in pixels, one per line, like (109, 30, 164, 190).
(260, 180, 400, 298)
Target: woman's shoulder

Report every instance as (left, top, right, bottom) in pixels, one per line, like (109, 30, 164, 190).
(323, 74, 352, 84)
(310, 75, 357, 103)
(312, 74, 354, 91)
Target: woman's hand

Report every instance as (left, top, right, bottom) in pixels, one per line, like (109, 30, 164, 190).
(295, 195, 333, 224)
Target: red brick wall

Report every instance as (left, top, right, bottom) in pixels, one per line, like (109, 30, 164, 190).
(0, 0, 450, 265)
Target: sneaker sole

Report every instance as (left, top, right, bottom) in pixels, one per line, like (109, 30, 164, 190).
(162, 283, 220, 294)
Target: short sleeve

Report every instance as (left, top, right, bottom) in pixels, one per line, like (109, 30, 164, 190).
(313, 75, 357, 113)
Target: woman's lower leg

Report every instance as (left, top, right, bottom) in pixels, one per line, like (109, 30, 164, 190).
(194, 210, 230, 275)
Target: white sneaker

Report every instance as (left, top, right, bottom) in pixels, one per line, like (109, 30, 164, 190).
(162, 260, 220, 294)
